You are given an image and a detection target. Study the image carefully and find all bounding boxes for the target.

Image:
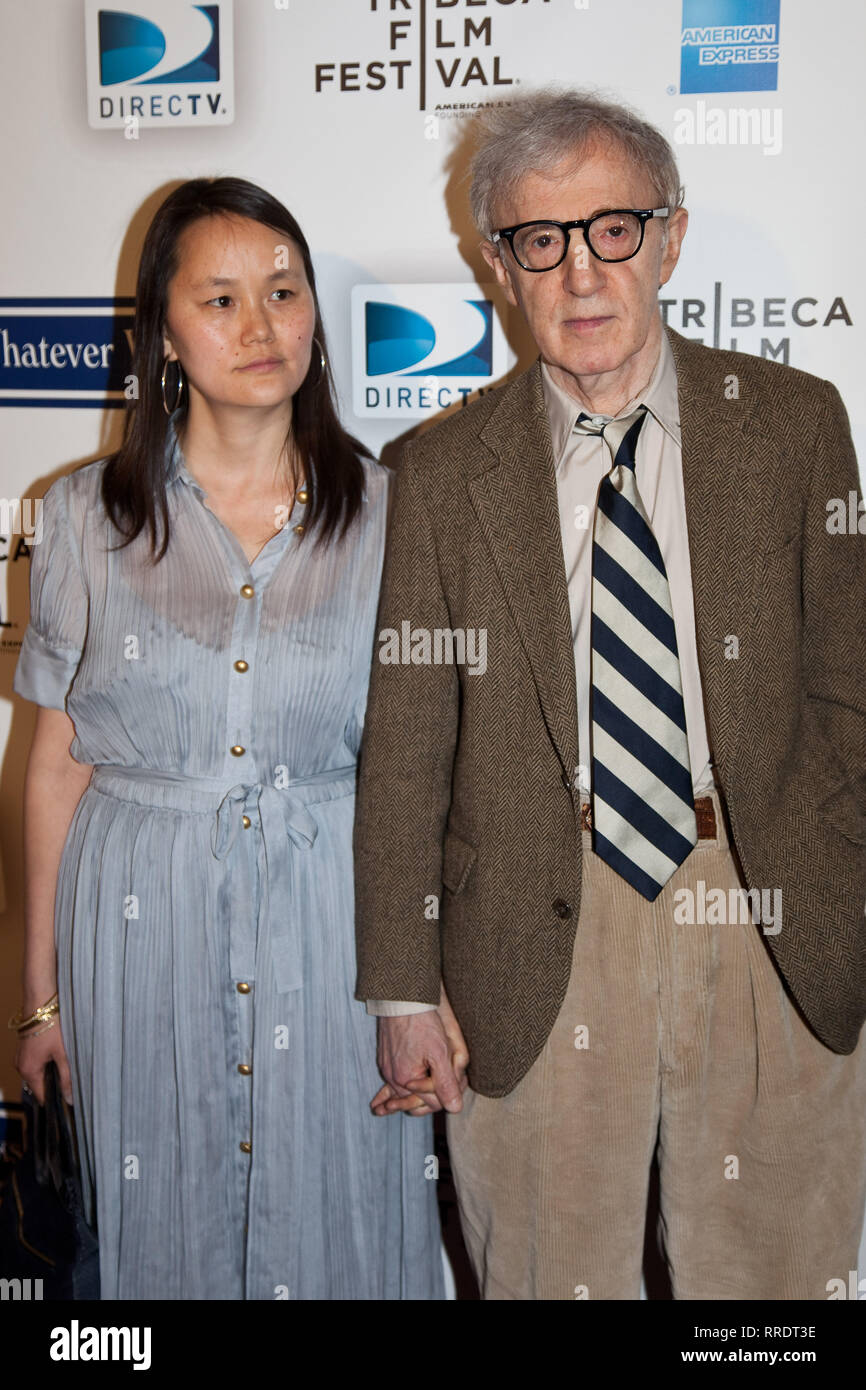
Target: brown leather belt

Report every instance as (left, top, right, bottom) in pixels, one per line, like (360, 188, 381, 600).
(580, 795, 717, 838)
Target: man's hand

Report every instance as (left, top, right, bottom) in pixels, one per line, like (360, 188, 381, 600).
(371, 985, 470, 1117)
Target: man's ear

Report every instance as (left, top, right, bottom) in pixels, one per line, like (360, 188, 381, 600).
(480, 240, 518, 308)
(659, 206, 688, 288)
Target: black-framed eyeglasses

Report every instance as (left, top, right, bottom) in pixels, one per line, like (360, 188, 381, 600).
(491, 208, 670, 271)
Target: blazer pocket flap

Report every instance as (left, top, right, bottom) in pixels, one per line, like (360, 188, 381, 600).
(441, 828, 477, 895)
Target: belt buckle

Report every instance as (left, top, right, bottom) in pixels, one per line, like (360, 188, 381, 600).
(580, 798, 716, 838)
(695, 795, 717, 840)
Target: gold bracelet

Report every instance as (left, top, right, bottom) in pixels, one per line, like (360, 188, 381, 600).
(10, 995, 59, 1031)
(16, 1004, 60, 1036)
(18, 1016, 58, 1041)
(8, 992, 59, 1032)
(16, 1017, 59, 1039)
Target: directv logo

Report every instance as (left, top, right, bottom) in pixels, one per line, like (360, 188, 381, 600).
(352, 285, 512, 418)
(85, 0, 234, 127)
(98, 6, 220, 84)
(680, 0, 780, 94)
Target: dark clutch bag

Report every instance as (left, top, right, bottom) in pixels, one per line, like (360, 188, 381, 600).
(0, 1060, 99, 1298)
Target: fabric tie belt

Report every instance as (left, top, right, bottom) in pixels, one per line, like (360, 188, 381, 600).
(89, 763, 358, 994)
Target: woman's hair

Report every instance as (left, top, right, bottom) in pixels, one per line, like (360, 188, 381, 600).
(102, 177, 371, 558)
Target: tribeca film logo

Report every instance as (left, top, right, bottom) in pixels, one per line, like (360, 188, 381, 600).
(84, 0, 234, 129)
(679, 0, 780, 95)
(657, 282, 852, 365)
(351, 284, 512, 419)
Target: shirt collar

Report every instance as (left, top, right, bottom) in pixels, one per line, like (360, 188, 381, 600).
(541, 323, 681, 473)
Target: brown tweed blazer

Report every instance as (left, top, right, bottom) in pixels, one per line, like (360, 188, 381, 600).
(353, 325, 866, 1098)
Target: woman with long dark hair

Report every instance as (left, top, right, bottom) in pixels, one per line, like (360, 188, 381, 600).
(11, 178, 445, 1299)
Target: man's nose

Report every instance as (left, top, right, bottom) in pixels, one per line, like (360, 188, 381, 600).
(561, 237, 606, 293)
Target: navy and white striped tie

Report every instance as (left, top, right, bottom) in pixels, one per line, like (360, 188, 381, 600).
(576, 405, 697, 901)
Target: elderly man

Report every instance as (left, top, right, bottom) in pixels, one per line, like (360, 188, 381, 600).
(354, 91, 866, 1300)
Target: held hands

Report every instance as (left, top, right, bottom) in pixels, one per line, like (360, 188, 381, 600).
(371, 984, 469, 1118)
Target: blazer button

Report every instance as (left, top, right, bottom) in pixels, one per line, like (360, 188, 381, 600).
(552, 898, 572, 920)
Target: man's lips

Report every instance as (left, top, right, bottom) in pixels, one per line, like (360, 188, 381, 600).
(563, 316, 612, 332)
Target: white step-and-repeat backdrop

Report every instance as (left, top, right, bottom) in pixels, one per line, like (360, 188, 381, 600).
(1, 0, 864, 1281)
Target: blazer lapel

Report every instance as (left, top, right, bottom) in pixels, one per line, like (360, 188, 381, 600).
(667, 327, 772, 756)
(468, 361, 580, 781)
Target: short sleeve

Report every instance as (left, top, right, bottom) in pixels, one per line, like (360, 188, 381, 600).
(13, 475, 89, 710)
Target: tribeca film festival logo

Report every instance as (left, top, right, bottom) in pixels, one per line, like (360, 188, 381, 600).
(84, 0, 234, 130)
(351, 284, 512, 417)
(313, 0, 553, 116)
(675, 0, 780, 155)
(0, 299, 135, 408)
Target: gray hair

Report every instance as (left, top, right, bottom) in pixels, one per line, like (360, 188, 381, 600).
(468, 88, 684, 240)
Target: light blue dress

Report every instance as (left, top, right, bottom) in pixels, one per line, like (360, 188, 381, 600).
(14, 421, 444, 1300)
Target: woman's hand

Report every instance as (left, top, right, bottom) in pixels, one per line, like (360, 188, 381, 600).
(15, 1020, 73, 1105)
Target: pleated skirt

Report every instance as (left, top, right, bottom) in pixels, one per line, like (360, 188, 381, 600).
(54, 775, 445, 1300)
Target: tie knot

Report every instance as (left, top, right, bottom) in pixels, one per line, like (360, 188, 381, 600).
(575, 403, 648, 471)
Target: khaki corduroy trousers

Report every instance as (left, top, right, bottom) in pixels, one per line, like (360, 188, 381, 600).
(446, 786, 866, 1300)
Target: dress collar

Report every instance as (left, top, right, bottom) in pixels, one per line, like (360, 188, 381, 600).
(164, 415, 205, 494)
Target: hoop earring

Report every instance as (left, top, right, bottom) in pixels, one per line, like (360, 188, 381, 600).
(311, 337, 327, 385)
(161, 356, 184, 415)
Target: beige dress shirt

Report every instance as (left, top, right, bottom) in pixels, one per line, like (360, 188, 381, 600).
(368, 326, 714, 1017)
